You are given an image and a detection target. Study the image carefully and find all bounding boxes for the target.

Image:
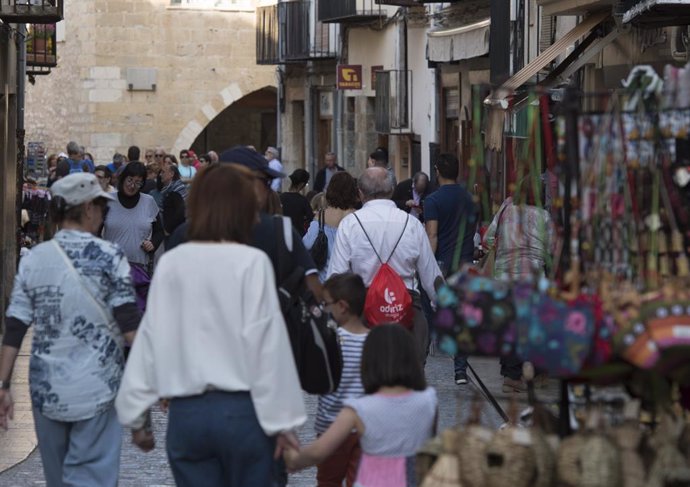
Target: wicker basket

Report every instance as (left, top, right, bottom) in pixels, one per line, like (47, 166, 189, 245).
(483, 427, 538, 487)
(531, 428, 557, 487)
(458, 423, 493, 487)
(557, 434, 587, 487)
(579, 434, 622, 487)
(421, 429, 462, 487)
(612, 423, 646, 487)
(648, 414, 690, 487)
(417, 434, 444, 484)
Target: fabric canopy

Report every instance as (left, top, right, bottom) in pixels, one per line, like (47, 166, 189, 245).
(427, 18, 491, 63)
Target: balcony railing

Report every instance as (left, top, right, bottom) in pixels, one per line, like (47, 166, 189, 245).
(318, 0, 385, 23)
(256, 4, 280, 65)
(620, 0, 690, 27)
(26, 22, 57, 67)
(0, 0, 62, 23)
(375, 70, 412, 134)
(375, 0, 418, 6)
(280, 1, 338, 61)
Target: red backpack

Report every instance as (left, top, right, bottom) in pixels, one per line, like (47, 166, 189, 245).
(354, 214, 414, 329)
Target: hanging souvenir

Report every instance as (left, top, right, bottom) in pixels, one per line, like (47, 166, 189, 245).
(420, 430, 462, 487)
(513, 282, 595, 378)
(458, 396, 493, 487)
(434, 273, 517, 357)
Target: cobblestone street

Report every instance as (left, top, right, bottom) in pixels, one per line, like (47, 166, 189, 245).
(0, 352, 556, 486)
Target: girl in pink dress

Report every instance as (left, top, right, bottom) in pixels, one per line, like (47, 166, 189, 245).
(284, 324, 438, 487)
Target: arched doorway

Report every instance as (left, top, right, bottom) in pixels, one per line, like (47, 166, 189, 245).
(190, 87, 277, 155)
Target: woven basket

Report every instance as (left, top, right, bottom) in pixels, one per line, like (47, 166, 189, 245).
(648, 444, 689, 487)
(417, 434, 444, 485)
(421, 430, 462, 487)
(557, 434, 586, 487)
(483, 427, 538, 487)
(648, 414, 690, 487)
(579, 434, 622, 487)
(612, 423, 646, 487)
(458, 424, 493, 487)
(531, 428, 556, 487)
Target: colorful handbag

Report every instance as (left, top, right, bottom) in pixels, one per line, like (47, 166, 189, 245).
(434, 272, 517, 357)
(611, 289, 661, 369)
(514, 284, 595, 378)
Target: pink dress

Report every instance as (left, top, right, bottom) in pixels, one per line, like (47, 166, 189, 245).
(344, 388, 437, 487)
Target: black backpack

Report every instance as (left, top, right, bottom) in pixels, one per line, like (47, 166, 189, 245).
(309, 210, 329, 270)
(274, 216, 342, 394)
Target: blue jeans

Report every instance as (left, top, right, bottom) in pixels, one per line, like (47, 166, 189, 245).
(454, 354, 468, 375)
(33, 406, 122, 487)
(167, 391, 275, 487)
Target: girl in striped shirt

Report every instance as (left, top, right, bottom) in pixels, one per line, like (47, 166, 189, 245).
(315, 273, 369, 487)
(285, 324, 438, 487)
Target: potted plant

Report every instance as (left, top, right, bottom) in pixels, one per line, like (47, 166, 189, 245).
(27, 23, 55, 55)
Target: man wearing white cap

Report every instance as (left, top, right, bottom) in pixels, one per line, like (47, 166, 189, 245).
(265, 146, 283, 192)
(0, 173, 146, 486)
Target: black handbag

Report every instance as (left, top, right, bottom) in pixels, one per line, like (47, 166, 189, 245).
(309, 210, 329, 270)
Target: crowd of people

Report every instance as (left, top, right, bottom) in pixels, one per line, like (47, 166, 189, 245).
(0, 139, 554, 487)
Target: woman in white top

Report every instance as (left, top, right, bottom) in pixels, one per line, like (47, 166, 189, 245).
(115, 164, 306, 487)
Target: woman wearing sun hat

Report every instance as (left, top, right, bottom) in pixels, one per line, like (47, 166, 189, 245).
(0, 172, 144, 486)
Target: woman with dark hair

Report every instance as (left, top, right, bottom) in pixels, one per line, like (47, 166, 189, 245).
(280, 168, 313, 236)
(116, 164, 306, 487)
(303, 171, 359, 281)
(94, 165, 116, 193)
(158, 161, 187, 242)
(103, 162, 163, 312)
(283, 324, 437, 485)
(46, 153, 59, 187)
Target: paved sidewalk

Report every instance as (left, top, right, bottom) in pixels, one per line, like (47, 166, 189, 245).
(0, 351, 559, 486)
(0, 332, 37, 474)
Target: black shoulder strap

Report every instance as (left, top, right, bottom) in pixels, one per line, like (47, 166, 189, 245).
(353, 213, 409, 265)
(319, 210, 325, 231)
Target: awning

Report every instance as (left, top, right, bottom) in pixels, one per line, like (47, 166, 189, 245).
(484, 10, 611, 150)
(427, 18, 491, 63)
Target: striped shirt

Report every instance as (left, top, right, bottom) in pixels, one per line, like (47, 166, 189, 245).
(314, 327, 368, 434)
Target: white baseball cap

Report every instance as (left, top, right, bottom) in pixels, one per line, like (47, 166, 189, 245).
(50, 173, 115, 209)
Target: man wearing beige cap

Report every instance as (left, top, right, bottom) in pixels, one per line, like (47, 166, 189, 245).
(0, 173, 146, 486)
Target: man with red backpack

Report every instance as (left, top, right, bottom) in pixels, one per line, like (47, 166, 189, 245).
(328, 167, 443, 362)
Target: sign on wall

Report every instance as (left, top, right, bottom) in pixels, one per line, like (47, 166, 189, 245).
(337, 64, 362, 90)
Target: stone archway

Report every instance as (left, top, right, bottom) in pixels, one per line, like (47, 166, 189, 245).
(171, 83, 277, 156)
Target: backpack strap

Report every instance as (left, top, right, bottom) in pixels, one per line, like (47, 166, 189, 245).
(318, 210, 325, 231)
(281, 216, 293, 252)
(353, 213, 409, 265)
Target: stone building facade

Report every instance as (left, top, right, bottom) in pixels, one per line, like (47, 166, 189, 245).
(25, 0, 277, 162)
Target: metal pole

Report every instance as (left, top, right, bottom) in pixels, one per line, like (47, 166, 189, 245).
(16, 24, 26, 267)
(558, 86, 580, 438)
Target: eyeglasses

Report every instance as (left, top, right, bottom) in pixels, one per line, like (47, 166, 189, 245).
(154, 154, 165, 159)
(124, 177, 144, 189)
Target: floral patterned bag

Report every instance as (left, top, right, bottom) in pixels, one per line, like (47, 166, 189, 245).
(514, 284, 595, 377)
(434, 272, 517, 357)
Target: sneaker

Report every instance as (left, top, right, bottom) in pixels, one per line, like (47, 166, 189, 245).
(502, 377, 527, 393)
(455, 372, 468, 385)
